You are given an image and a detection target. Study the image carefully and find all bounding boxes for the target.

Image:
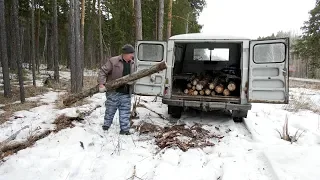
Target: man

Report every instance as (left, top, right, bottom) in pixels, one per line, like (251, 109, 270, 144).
(97, 44, 135, 135)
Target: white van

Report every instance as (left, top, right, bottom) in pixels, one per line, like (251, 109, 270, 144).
(133, 33, 289, 122)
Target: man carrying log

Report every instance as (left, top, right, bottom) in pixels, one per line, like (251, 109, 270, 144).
(97, 44, 135, 135)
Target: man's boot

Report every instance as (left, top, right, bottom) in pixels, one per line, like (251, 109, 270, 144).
(102, 125, 109, 131)
(119, 130, 131, 135)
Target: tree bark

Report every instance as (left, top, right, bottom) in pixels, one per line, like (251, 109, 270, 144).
(98, 0, 103, 66)
(167, 0, 172, 39)
(74, 0, 83, 92)
(12, 0, 25, 103)
(69, 0, 76, 93)
(0, 0, 11, 97)
(63, 61, 167, 106)
(53, 0, 59, 82)
(80, 0, 85, 83)
(8, 2, 17, 70)
(158, 0, 164, 40)
(36, 1, 40, 72)
(31, 0, 36, 86)
(134, 0, 142, 40)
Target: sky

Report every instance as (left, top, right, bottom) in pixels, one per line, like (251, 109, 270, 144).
(198, 0, 316, 39)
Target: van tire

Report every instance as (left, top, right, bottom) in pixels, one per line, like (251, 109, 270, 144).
(233, 117, 243, 123)
(169, 106, 182, 119)
(232, 110, 247, 123)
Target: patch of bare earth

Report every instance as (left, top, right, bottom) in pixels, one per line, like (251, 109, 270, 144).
(0, 105, 100, 160)
(0, 101, 49, 124)
(0, 86, 49, 104)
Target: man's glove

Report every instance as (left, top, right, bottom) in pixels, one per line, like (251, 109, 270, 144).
(99, 85, 106, 93)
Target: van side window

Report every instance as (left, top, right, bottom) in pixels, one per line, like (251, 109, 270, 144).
(138, 44, 164, 62)
(253, 43, 285, 63)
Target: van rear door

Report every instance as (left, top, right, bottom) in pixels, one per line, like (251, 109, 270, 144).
(248, 38, 289, 103)
(133, 41, 167, 96)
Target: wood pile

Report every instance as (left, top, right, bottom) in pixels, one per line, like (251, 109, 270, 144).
(183, 72, 240, 97)
(135, 122, 224, 152)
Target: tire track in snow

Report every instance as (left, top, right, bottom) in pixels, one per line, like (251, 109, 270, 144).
(219, 120, 279, 180)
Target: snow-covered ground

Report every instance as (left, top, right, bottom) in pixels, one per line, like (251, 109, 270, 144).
(1, 66, 320, 179)
(0, 86, 319, 180)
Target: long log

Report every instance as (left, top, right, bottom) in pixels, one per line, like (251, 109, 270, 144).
(63, 61, 167, 106)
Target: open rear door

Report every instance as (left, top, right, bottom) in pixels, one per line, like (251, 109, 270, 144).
(134, 41, 167, 96)
(248, 38, 289, 104)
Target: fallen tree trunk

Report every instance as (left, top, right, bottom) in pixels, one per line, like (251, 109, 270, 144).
(63, 61, 167, 106)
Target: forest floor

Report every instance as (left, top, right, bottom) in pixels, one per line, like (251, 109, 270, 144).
(0, 66, 320, 180)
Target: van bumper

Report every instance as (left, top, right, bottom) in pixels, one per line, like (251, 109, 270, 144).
(162, 98, 252, 111)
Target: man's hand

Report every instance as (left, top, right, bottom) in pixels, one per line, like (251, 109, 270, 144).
(99, 84, 106, 93)
(126, 80, 136, 85)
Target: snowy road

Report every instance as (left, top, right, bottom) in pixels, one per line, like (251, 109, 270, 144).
(0, 88, 320, 180)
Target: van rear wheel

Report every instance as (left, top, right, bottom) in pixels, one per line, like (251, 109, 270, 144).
(232, 110, 247, 123)
(168, 106, 182, 119)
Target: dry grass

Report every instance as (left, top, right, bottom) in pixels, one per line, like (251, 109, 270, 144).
(289, 80, 320, 90)
(284, 95, 319, 114)
(276, 115, 305, 144)
(0, 101, 46, 124)
(53, 115, 75, 132)
(0, 86, 49, 105)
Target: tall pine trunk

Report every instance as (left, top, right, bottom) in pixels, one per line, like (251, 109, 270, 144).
(134, 0, 142, 40)
(80, 0, 85, 74)
(74, 0, 83, 91)
(12, 0, 25, 103)
(31, 0, 36, 86)
(98, 0, 103, 66)
(36, 1, 40, 72)
(69, 0, 76, 92)
(158, 0, 164, 40)
(0, 0, 11, 97)
(167, 0, 172, 39)
(53, 0, 59, 82)
(69, 0, 83, 93)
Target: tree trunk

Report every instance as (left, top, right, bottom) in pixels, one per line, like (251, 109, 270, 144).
(42, 22, 48, 66)
(36, 1, 40, 72)
(47, 22, 53, 70)
(98, 0, 103, 66)
(158, 0, 164, 40)
(63, 61, 167, 106)
(134, 0, 142, 40)
(12, 0, 25, 103)
(8, 3, 17, 70)
(0, 0, 11, 97)
(80, 0, 85, 82)
(53, 0, 59, 82)
(69, 0, 76, 93)
(74, 0, 83, 92)
(31, 0, 36, 86)
(167, 0, 172, 39)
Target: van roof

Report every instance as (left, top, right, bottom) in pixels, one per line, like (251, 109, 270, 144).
(169, 33, 250, 40)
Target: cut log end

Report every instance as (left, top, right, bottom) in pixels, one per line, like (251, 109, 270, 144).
(215, 85, 224, 94)
(223, 89, 230, 96)
(227, 82, 236, 91)
(205, 89, 211, 96)
(193, 90, 198, 96)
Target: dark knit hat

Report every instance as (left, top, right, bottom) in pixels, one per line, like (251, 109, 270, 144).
(122, 44, 135, 54)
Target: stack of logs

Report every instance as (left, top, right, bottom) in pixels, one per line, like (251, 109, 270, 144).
(184, 74, 238, 97)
